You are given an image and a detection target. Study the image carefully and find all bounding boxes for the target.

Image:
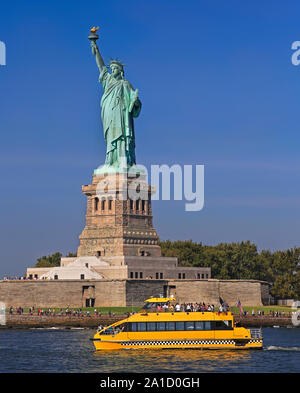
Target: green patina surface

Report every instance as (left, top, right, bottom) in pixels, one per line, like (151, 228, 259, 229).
(89, 32, 142, 175)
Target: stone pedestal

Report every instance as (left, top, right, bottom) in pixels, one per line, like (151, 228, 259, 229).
(77, 172, 162, 258)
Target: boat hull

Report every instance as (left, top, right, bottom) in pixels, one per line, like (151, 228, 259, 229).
(92, 338, 263, 350)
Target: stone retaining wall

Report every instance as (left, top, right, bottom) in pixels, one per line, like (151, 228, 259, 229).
(0, 278, 269, 308)
(2, 314, 121, 329)
(126, 279, 270, 307)
(1, 314, 291, 329)
(0, 280, 126, 308)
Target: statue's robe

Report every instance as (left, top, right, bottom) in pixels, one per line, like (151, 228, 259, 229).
(99, 69, 141, 167)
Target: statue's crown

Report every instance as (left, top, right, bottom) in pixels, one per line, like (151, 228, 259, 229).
(108, 58, 125, 71)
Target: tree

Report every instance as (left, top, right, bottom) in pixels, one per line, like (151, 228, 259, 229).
(160, 240, 300, 299)
(34, 252, 62, 268)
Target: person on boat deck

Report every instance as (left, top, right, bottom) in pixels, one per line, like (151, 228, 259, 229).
(175, 303, 181, 312)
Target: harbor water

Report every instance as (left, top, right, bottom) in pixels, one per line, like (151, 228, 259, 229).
(0, 327, 300, 373)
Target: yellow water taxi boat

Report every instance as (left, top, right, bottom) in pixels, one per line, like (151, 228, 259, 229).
(91, 297, 263, 350)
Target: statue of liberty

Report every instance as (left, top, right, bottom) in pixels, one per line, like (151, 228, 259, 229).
(89, 28, 142, 174)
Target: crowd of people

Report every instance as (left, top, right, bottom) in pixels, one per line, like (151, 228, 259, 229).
(7, 304, 293, 318)
(153, 302, 223, 313)
(146, 302, 294, 318)
(142, 301, 233, 314)
(3, 276, 54, 281)
(8, 306, 117, 318)
(245, 309, 292, 318)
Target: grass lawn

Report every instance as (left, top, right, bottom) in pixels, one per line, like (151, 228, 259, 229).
(7, 306, 142, 315)
(230, 305, 295, 315)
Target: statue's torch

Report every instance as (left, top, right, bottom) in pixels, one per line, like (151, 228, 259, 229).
(89, 27, 99, 54)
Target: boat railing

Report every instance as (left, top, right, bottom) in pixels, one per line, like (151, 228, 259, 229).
(250, 328, 262, 338)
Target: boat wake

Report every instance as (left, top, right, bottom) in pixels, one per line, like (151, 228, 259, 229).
(265, 345, 300, 351)
(70, 327, 85, 330)
(30, 327, 63, 330)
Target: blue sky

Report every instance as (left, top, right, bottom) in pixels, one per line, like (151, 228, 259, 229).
(1, 0, 300, 276)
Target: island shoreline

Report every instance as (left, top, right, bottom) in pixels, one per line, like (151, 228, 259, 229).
(0, 314, 294, 329)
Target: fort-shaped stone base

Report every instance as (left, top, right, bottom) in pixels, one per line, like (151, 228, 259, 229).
(0, 278, 270, 308)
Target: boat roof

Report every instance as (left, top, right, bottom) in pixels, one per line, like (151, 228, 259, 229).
(144, 297, 176, 303)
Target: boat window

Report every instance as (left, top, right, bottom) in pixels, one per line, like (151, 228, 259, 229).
(147, 322, 156, 331)
(166, 322, 175, 331)
(205, 321, 211, 330)
(195, 321, 204, 330)
(224, 320, 232, 328)
(137, 322, 147, 332)
(175, 321, 185, 331)
(120, 323, 128, 332)
(129, 320, 224, 333)
(215, 320, 233, 330)
(157, 322, 165, 331)
(185, 321, 194, 330)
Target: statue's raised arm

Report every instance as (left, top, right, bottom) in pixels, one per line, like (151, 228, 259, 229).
(90, 40, 105, 72)
(89, 27, 106, 73)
